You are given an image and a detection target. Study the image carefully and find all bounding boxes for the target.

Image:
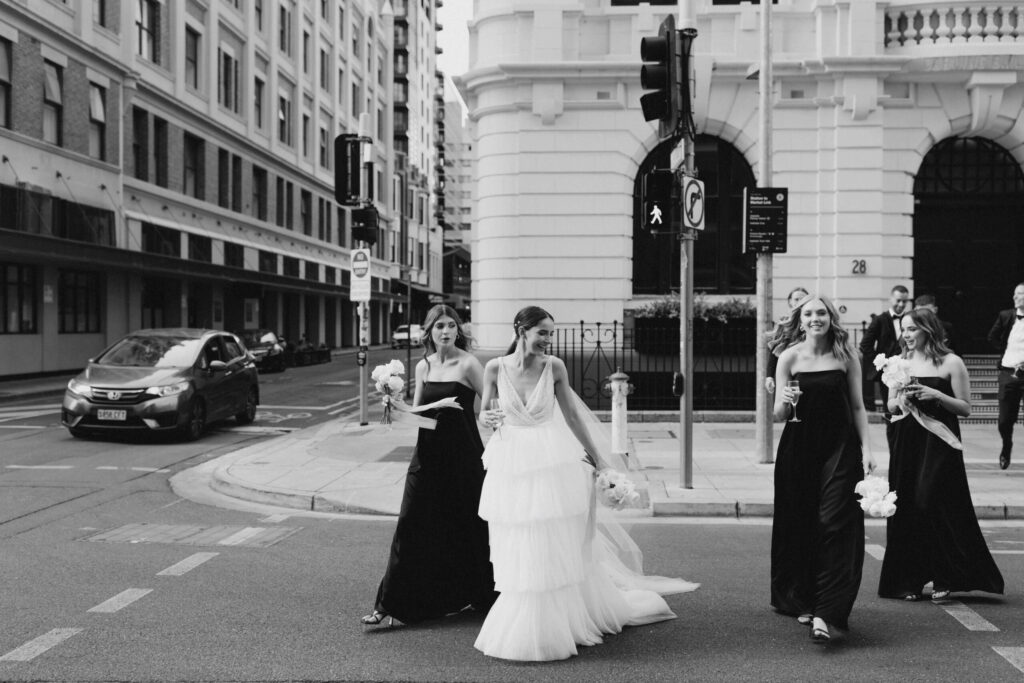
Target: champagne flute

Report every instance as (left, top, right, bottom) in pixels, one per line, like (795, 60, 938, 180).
(489, 398, 503, 437)
(787, 380, 802, 422)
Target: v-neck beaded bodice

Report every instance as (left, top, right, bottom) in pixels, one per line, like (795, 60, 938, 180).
(497, 357, 554, 426)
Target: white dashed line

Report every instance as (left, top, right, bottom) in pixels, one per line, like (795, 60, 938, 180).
(260, 513, 291, 523)
(217, 527, 266, 546)
(865, 544, 886, 561)
(5, 465, 73, 470)
(157, 552, 219, 576)
(939, 601, 999, 632)
(992, 550, 1024, 555)
(87, 588, 153, 614)
(0, 628, 82, 662)
(993, 647, 1024, 674)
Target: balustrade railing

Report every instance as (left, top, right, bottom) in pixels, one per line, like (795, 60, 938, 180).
(885, 2, 1022, 48)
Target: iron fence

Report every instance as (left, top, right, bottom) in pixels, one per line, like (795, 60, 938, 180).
(552, 320, 870, 412)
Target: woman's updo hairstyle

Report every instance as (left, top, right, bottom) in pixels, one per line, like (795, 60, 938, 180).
(506, 306, 554, 355)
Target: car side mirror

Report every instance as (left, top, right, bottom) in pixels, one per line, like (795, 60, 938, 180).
(210, 360, 228, 372)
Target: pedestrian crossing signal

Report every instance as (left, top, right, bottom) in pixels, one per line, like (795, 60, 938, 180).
(642, 169, 675, 234)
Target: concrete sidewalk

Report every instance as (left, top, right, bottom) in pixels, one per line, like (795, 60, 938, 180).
(207, 414, 1024, 519)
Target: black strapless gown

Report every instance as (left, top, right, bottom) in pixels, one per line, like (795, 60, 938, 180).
(373, 381, 497, 622)
(878, 377, 1004, 598)
(771, 370, 865, 629)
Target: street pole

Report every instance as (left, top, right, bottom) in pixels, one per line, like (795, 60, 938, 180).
(755, 0, 775, 464)
(358, 112, 373, 426)
(679, 0, 697, 489)
(358, 298, 369, 425)
(405, 269, 412, 399)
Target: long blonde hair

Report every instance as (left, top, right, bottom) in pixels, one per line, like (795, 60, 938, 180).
(779, 294, 854, 363)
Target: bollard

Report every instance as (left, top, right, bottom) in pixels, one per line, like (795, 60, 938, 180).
(606, 368, 634, 469)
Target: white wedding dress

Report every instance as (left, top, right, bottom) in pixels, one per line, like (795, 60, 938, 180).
(474, 358, 698, 661)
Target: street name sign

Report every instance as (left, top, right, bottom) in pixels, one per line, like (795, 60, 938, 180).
(742, 187, 788, 253)
(350, 248, 371, 302)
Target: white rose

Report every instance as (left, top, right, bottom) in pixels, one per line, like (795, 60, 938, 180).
(387, 376, 405, 394)
(873, 354, 888, 372)
(371, 365, 388, 382)
(387, 359, 405, 376)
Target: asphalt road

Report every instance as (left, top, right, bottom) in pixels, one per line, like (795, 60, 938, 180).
(3, 357, 1024, 681)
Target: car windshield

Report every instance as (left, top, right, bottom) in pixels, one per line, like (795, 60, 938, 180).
(242, 330, 277, 346)
(96, 336, 203, 368)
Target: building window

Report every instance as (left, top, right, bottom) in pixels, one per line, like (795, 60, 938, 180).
(338, 67, 345, 105)
(224, 242, 245, 269)
(302, 113, 310, 157)
(319, 48, 329, 91)
(254, 76, 265, 128)
(218, 149, 230, 208)
(319, 125, 329, 168)
(232, 155, 242, 212)
(185, 27, 200, 89)
(351, 83, 359, 117)
(153, 117, 168, 187)
(258, 250, 277, 274)
(286, 181, 294, 229)
(58, 270, 102, 334)
(219, 48, 240, 113)
(302, 31, 310, 73)
(0, 40, 11, 129)
(189, 234, 212, 263)
(252, 166, 268, 220)
(88, 84, 106, 160)
(300, 189, 312, 235)
(183, 133, 205, 200)
(305, 261, 319, 281)
(132, 107, 148, 181)
(0, 264, 38, 334)
(320, 0, 328, 19)
(142, 223, 181, 257)
(278, 94, 292, 145)
(278, 3, 292, 56)
(137, 0, 160, 62)
(275, 177, 287, 227)
(93, 0, 108, 27)
(43, 61, 63, 146)
(352, 22, 359, 57)
(282, 256, 300, 277)
(255, 0, 263, 31)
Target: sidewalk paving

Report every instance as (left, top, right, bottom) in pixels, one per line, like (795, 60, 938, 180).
(207, 414, 1024, 519)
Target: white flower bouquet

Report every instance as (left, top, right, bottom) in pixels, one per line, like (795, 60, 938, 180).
(873, 353, 912, 391)
(595, 469, 642, 510)
(855, 475, 897, 518)
(371, 360, 406, 425)
(872, 354, 963, 450)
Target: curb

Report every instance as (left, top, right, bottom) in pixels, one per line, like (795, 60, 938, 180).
(651, 500, 1024, 520)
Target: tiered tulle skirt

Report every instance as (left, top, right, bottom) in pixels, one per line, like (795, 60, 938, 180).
(474, 420, 681, 661)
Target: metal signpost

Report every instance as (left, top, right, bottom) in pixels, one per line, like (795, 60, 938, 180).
(350, 248, 372, 425)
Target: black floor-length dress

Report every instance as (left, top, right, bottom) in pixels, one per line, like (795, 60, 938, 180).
(373, 381, 497, 622)
(771, 370, 865, 629)
(878, 377, 1004, 598)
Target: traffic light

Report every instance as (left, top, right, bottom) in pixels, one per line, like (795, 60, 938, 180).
(334, 134, 361, 205)
(642, 169, 675, 234)
(639, 15, 681, 140)
(351, 205, 379, 245)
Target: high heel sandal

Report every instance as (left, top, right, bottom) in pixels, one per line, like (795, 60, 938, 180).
(797, 614, 813, 626)
(360, 610, 394, 628)
(810, 618, 831, 644)
(931, 589, 951, 602)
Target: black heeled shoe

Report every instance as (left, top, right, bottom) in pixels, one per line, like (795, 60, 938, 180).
(810, 618, 831, 644)
(360, 610, 394, 628)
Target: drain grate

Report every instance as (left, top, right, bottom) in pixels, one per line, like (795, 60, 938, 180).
(82, 523, 300, 547)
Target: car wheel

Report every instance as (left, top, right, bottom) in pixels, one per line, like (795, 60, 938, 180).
(180, 400, 206, 441)
(236, 387, 258, 425)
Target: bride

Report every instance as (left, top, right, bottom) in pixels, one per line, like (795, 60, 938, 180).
(474, 306, 698, 661)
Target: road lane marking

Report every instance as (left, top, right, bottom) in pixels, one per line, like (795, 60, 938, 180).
(130, 466, 171, 473)
(157, 552, 219, 576)
(865, 544, 886, 561)
(939, 601, 999, 631)
(0, 425, 46, 429)
(993, 647, 1024, 674)
(5, 465, 74, 470)
(0, 628, 83, 662)
(260, 514, 291, 523)
(95, 466, 119, 470)
(87, 588, 153, 613)
(992, 550, 1024, 554)
(217, 527, 266, 546)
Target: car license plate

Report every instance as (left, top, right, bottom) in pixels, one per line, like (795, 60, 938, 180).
(97, 409, 127, 421)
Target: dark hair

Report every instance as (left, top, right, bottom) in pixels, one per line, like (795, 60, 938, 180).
(900, 308, 951, 364)
(786, 287, 809, 305)
(506, 305, 553, 355)
(767, 287, 810, 356)
(914, 294, 936, 308)
(421, 304, 473, 361)
(777, 294, 854, 363)
(891, 285, 910, 295)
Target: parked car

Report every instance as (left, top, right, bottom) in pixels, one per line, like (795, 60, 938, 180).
(239, 329, 286, 372)
(390, 324, 424, 349)
(62, 328, 259, 441)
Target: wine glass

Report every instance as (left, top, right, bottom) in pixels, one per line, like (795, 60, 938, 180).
(787, 380, 802, 423)
(489, 398, 503, 437)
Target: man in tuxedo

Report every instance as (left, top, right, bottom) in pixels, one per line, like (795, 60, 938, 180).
(914, 294, 956, 352)
(988, 283, 1024, 470)
(860, 285, 912, 423)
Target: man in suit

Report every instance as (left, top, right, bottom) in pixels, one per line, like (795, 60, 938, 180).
(988, 283, 1024, 470)
(860, 285, 912, 419)
(914, 294, 956, 353)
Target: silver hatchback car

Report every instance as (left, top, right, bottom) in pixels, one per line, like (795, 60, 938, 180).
(62, 328, 259, 441)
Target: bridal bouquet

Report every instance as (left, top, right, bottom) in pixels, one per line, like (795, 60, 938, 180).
(855, 475, 897, 518)
(596, 469, 642, 510)
(872, 354, 963, 450)
(371, 360, 406, 425)
(873, 354, 912, 391)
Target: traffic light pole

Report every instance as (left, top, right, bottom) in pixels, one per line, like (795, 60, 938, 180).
(755, 0, 775, 464)
(357, 113, 373, 426)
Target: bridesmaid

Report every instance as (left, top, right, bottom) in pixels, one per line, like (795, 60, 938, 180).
(765, 286, 810, 394)
(878, 308, 1004, 601)
(771, 294, 876, 644)
(361, 305, 497, 627)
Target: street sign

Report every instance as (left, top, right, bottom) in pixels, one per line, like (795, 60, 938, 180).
(742, 187, 788, 253)
(681, 176, 704, 230)
(350, 248, 371, 302)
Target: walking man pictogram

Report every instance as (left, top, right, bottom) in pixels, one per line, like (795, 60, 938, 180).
(649, 204, 663, 225)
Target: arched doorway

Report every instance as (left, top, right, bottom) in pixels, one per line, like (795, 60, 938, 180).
(913, 137, 1024, 353)
(633, 135, 756, 296)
